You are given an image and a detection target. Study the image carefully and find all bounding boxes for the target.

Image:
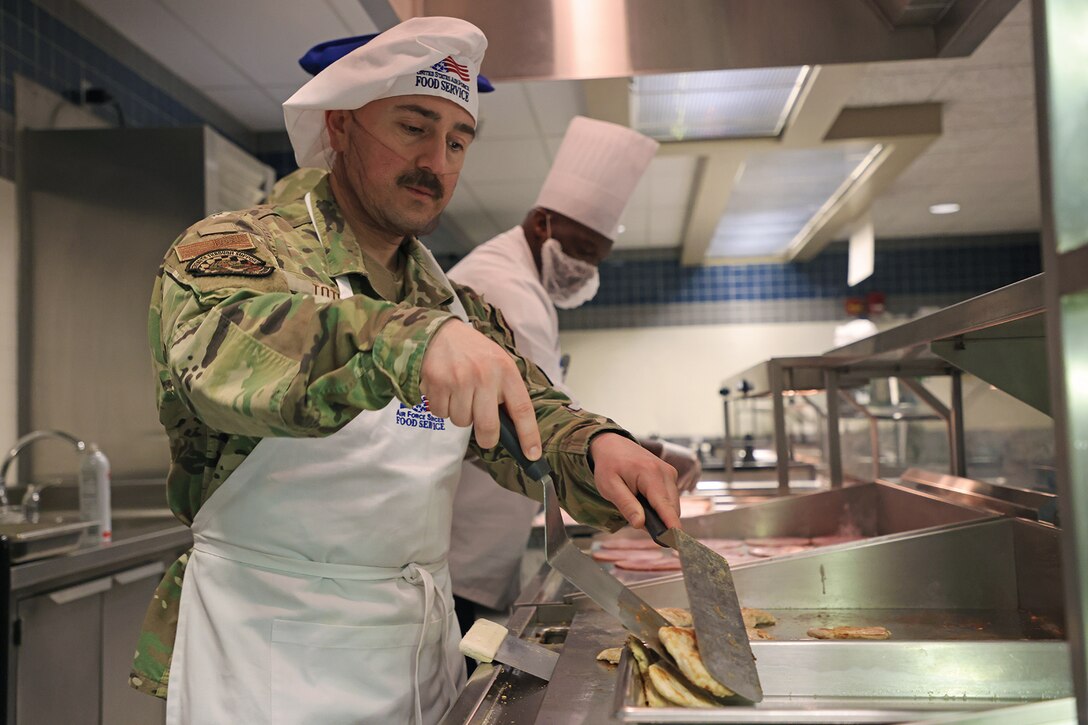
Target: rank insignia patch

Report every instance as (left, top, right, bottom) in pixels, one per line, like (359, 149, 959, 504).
(174, 233, 257, 262)
(187, 249, 275, 277)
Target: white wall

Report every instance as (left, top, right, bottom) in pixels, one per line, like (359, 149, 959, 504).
(559, 321, 840, 438)
(0, 177, 17, 453)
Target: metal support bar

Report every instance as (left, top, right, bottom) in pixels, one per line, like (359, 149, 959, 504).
(950, 370, 968, 477)
(839, 390, 881, 483)
(769, 364, 790, 491)
(824, 371, 844, 489)
(897, 376, 959, 478)
(720, 391, 734, 485)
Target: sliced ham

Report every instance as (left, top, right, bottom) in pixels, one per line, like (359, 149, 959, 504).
(591, 549, 664, 562)
(698, 538, 745, 550)
(747, 544, 812, 558)
(745, 536, 812, 547)
(812, 534, 866, 547)
(599, 537, 661, 550)
(613, 556, 683, 571)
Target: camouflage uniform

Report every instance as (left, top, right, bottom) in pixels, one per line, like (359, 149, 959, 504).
(130, 169, 629, 698)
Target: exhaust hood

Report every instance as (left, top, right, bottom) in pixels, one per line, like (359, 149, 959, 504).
(414, 0, 1020, 82)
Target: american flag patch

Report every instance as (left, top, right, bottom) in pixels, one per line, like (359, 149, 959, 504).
(432, 55, 470, 82)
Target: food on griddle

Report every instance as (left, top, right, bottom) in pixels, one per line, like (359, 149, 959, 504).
(658, 607, 694, 627)
(747, 544, 811, 558)
(599, 537, 660, 550)
(658, 626, 735, 698)
(748, 627, 775, 640)
(741, 607, 776, 628)
(745, 536, 811, 547)
(591, 548, 664, 562)
(647, 664, 719, 708)
(807, 625, 891, 640)
(596, 646, 623, 665)
(811, 534, 865, 546)
(628, 636, 672, 708)
(698, 537, 745, 550)
(613, 556, 683, 571)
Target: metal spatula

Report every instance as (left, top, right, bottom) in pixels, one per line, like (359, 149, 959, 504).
(494, 411, 671, 657)
(638, 494, 764, 702)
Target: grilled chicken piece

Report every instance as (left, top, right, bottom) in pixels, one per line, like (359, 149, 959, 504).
(596, 646, 623, 665)
(807, 625, 891, 640)
(647, 664, 719, 708)
(658, 626, 734, 698)
(657, 607, 694, 628)
(741, 607, 776, 628)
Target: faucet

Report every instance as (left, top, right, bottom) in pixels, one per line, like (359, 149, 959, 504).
(0, 430, 86, 513)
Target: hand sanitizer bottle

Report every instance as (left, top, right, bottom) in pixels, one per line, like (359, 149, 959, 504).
(78, 444, 112, 543)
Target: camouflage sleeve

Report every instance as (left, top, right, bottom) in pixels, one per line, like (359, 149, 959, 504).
(155, 217, 455, 438)
(455, 284, 629, 533)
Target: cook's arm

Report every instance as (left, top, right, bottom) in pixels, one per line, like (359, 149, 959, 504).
(455, 284, 629, 532)
(153, 222, 454, 438)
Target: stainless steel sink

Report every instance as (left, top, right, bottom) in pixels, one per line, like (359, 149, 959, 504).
(0, 511, 99, 563)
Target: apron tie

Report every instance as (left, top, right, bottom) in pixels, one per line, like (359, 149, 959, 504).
(403, 563, 458, 725)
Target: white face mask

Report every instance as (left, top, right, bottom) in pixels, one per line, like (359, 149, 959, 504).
(540, 237, 601, 309)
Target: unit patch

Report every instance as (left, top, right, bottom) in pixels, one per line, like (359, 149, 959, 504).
(174, 233, 257, 262)
(187, 249, 275, 277)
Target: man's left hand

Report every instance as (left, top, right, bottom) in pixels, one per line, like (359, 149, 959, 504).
(590, 433, 681, 530)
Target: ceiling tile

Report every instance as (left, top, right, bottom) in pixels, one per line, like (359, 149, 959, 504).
(161, 0, 363, 87)
(522, 80, 587, 136)
(460, 138, 552, 183)
(324, 0, 382, 34)
(79, 0, 250, 87)
(202, 87, 283, 131)
(476, 83, 540, 140)
(933, 66, 1036, 102)
(461, 179, 541, 227)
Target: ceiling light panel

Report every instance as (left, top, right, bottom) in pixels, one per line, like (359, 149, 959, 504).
(631, 67, 808, 141)
(708, 142, 881, 259)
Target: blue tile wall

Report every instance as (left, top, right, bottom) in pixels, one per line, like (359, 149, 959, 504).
(589, 235, 1041, 306)
(557, 234, 1042, 329)
(0, 0, 250, 177)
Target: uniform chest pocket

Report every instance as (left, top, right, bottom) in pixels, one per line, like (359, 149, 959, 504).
(269, 614, 459, 725)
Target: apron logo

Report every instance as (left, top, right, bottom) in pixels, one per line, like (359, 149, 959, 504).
(396, 396, 446, 430)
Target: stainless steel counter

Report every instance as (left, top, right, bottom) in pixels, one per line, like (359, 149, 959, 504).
(449, 490, 1071, 724)
(10, 518, 190, 593)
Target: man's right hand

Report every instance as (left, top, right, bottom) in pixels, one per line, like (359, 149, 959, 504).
(420, 319, 542, 459)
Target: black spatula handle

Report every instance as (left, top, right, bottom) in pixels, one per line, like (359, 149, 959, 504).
(636, 493, 669, 547)
(497, 407, 552, 481)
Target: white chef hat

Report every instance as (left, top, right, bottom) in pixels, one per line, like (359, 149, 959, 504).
(535, 117, 660, 240)
(283, 16, 487, 169)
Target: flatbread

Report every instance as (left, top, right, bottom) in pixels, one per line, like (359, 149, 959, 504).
(627, 637, 671, 708)
(657, 607, 694, 628)
(597, 646, 623, 665)
(658, 626, 734, 698)
(647, 664, 719, 708)
(741, 607, 776, 628)
(599, 537, 660, 550)
(745, 536, 811, 547)
(807, 626, 891, 640)
(614, 556, 682, 571)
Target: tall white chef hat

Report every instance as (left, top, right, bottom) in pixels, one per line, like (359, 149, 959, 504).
(283, 16, 487, 169)
(534, 117, 660, 240)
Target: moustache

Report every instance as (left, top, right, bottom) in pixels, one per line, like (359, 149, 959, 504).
(397, 169, 445, 201)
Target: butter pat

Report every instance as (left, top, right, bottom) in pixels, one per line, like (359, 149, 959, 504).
(460, 619, 510, 663)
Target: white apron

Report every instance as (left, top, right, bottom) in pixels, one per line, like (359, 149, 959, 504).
(167, 196, 472, 725)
